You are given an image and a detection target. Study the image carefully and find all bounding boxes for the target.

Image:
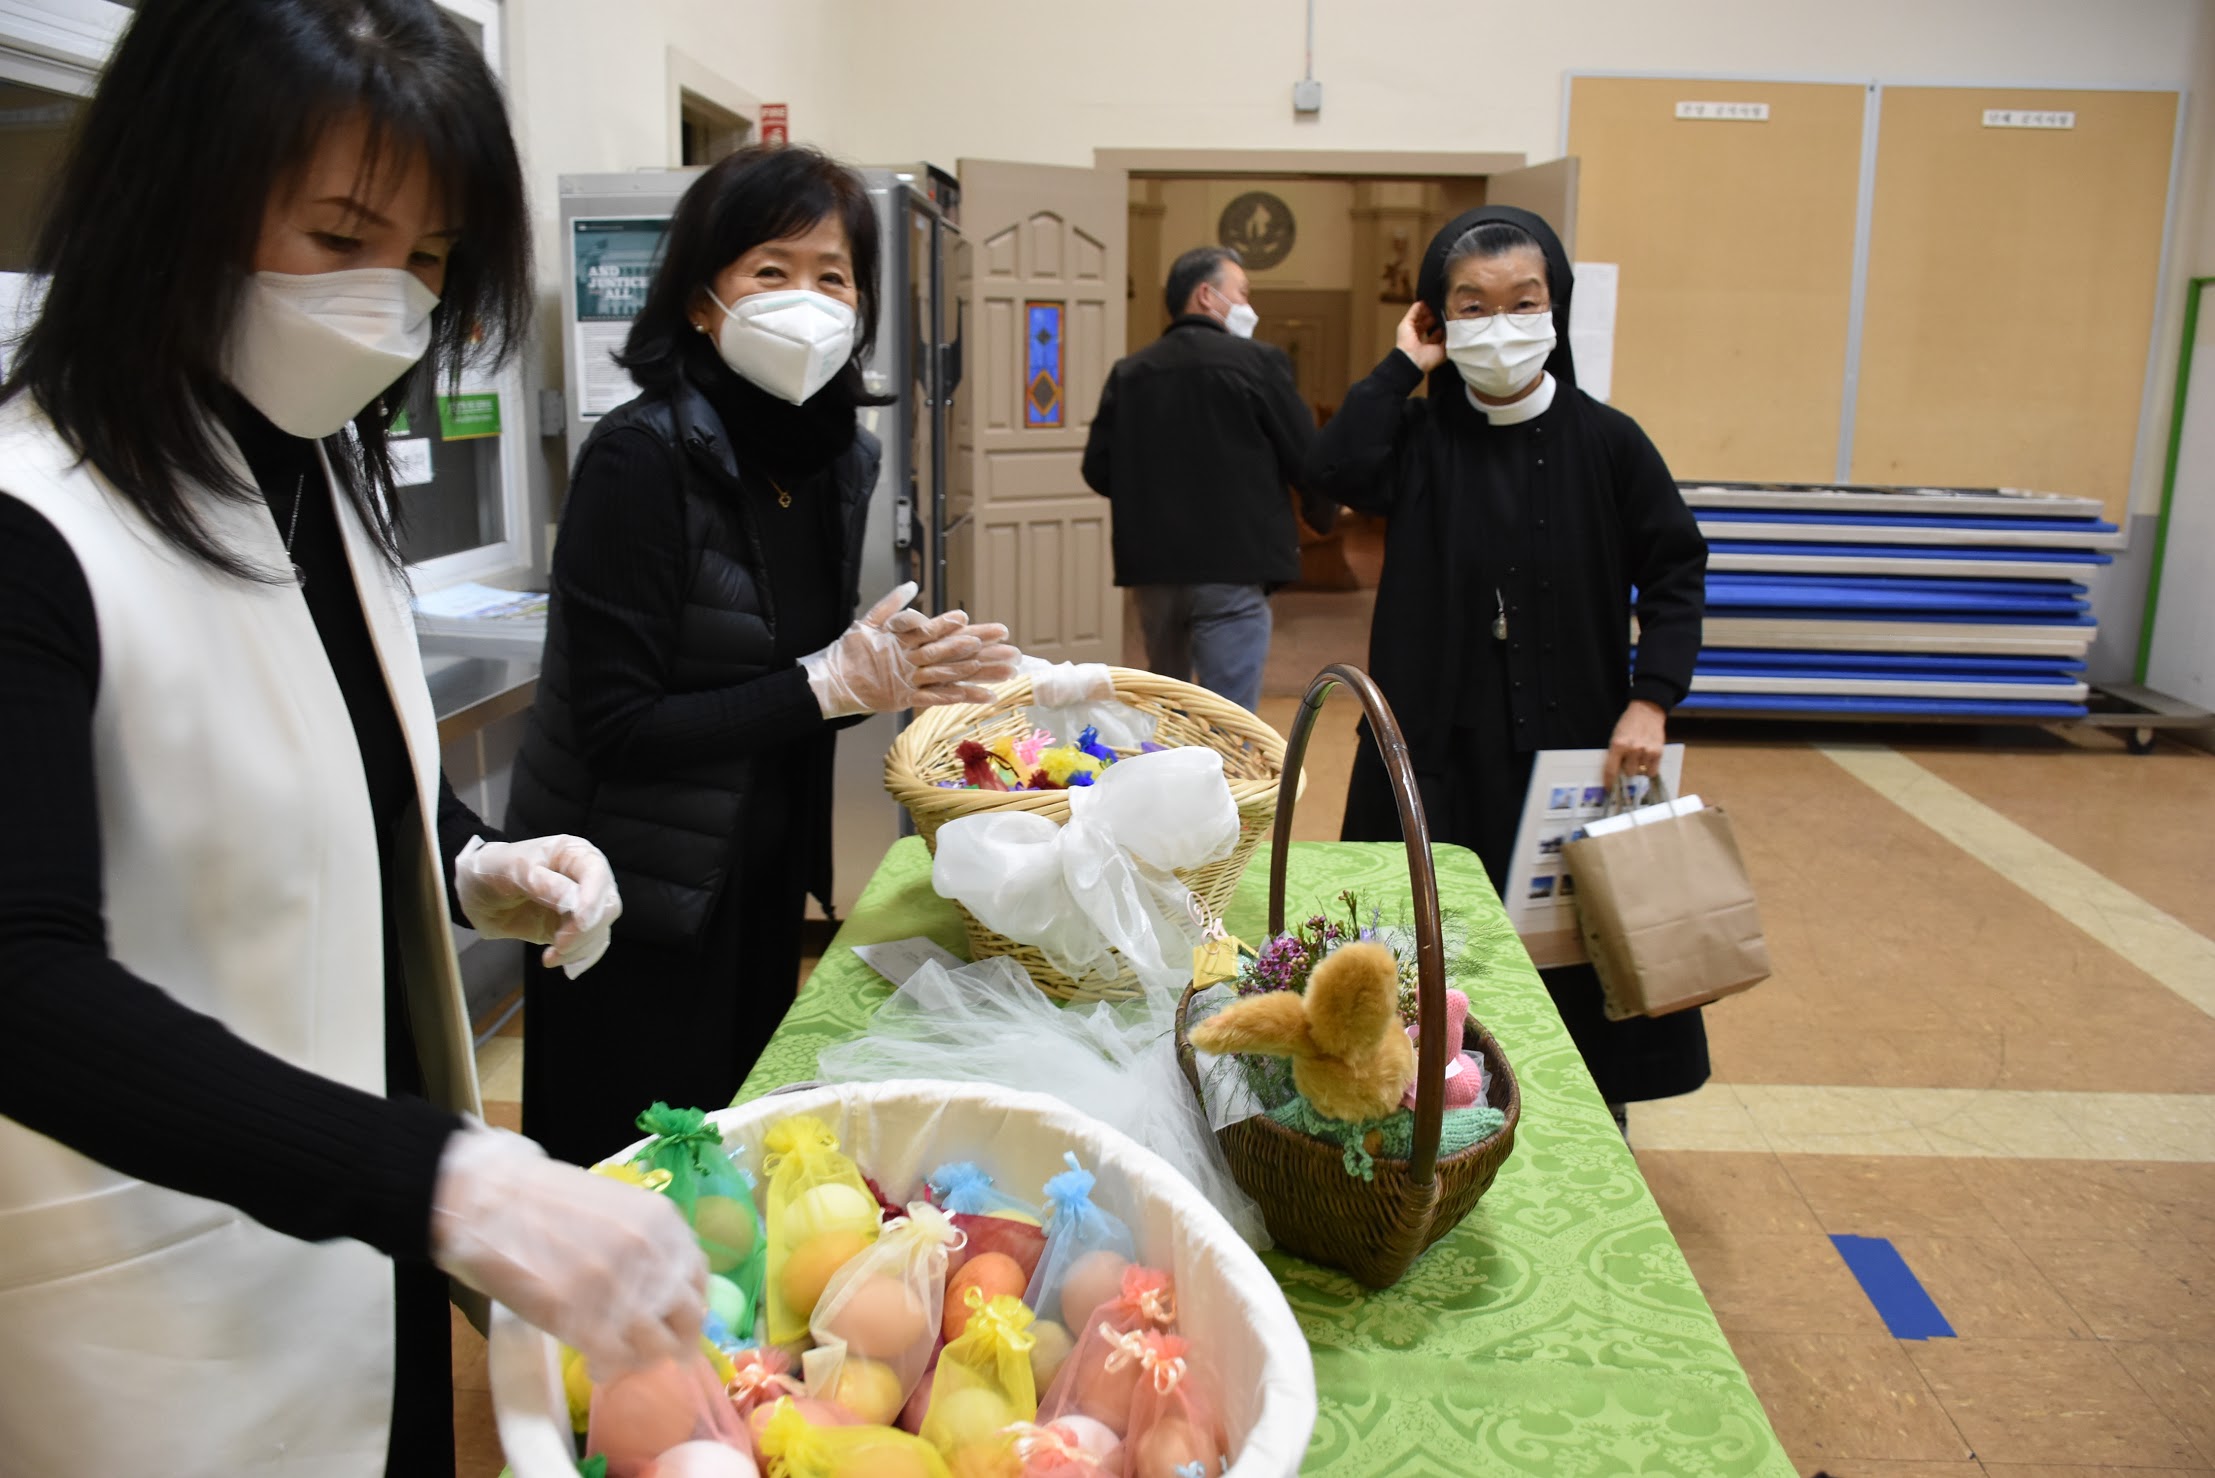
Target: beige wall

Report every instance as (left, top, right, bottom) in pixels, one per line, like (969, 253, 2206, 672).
(828, 0, 2198, 169)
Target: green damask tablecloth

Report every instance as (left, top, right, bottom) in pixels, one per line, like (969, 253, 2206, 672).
(735, 839, 1791, 1478)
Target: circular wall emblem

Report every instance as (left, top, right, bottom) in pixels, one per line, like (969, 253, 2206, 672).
(1217, 191, 1297, 272)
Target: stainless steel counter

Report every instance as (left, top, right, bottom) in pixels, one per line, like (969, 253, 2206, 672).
(423, 651, 539, 744)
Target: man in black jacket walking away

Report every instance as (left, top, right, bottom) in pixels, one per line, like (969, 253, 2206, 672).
(1082, 246, 1333, 712)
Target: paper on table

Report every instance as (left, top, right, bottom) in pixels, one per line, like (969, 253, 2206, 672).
(1568, 261, 1618, 404)
(850, 936, 965, 988)
(1504, 743, 1685, 967)
(412, 581, 549, 621)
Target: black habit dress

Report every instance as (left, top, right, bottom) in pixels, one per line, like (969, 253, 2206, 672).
(1312, 206, 1713, 1105)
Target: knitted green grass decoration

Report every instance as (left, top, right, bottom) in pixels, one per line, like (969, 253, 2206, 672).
(1267, 1098, 1507, 1181)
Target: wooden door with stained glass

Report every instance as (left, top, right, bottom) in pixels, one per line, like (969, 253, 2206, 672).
(949, 159, 1127, 663)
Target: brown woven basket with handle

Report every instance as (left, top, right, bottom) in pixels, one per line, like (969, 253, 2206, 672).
(884, 667, 1298, 1002)
(1174, 664, 1520, 1288)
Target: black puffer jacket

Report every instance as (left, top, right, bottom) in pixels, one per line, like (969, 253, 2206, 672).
(507, 375, 879, 943)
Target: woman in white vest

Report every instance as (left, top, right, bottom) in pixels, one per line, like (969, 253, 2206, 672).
(0, 2, 708, 1472)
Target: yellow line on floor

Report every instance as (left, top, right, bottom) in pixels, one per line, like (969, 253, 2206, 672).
(1818, 742, 2215, 1020)
(1631, 1081, 2215, 1160)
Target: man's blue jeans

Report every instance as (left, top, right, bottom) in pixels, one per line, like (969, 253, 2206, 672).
(1133, 583, 1271, 713)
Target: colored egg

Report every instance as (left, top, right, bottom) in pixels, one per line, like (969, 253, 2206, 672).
(944, 1252, 1026, 1342)
(1056, 1250, 1130, 1336)
(1026, 1319, 1074, 1392)
(933, 1385, 1016, 1451)
(825, 1276, 931, 1361)
(590, 1361, 704, 1463)
(780, 1229, 874, 1318)
(984, 1208, 1041, 1228)
(746, 1396, 857, 1451)
(787, 1182, 877, 1243)
(832, 1356, 907, 1426)
(1049, 1415, 1121, 1463)
(640, 1440, 760, 1478)
(1132, 1416, 1222, 1478)
(1070, 1347, 1141, 1435)
(694, 1194, 759, 1273)
(707, 1274, 748, 1333)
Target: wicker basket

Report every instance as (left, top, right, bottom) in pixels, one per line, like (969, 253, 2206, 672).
(884, 667, 1296, 1002)
(1174, 663, 1521, 1289)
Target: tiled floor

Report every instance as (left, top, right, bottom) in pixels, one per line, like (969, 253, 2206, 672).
(458, 522, 2215, 1475)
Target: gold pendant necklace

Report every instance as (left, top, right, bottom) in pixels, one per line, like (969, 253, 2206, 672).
(770, 478, 792, 509)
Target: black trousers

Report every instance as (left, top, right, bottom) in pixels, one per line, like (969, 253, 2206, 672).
(523, 837, 807, 1168)
(385, 1260, 457, 1476)
(1341, 717, 1709, 1105)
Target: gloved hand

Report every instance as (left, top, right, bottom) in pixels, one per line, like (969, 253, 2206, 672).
(431, 1125, 706, 1378)
(801, 580, 1024, 718)
(455, 834, 621, 978)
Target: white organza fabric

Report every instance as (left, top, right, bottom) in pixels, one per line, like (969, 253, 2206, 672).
(1019, 656, 1159, 751)
(813, 956, 1268, 1247)
(930, 747, 1240, 996)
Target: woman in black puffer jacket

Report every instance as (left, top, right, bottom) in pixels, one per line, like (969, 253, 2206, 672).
(510, 146, 1018, 1164)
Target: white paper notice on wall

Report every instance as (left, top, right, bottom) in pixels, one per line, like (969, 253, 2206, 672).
(1984, 109, 2075, 130)
(1569, 262, 1618, 404)
(1676, 101, 1769, 122)
(390, 437, 435, 487)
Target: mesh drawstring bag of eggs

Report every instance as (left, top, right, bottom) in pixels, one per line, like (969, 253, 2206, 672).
(573, 1113, 1237, 1478)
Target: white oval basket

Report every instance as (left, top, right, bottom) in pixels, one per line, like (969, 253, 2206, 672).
(489, 1080, 1317, 1478)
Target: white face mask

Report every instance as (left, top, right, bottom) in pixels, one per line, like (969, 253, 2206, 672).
(1223, 300, 1259, 339)
(708, 287, 858, 405)
(228, 268, 440, 439)
(1445, 311, 1556, 400)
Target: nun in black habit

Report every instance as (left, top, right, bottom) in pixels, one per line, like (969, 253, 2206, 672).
(1312, 205, 1711, 1114)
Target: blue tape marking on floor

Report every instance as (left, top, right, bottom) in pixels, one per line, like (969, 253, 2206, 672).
(1830, 1235, 1956, 1340)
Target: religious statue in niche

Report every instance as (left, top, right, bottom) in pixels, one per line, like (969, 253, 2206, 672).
(1218, 190, 1296, 272)
(1379, 226, 1417, 303)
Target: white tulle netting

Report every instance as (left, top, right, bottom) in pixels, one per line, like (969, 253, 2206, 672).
(812, 956, 1269, 1248)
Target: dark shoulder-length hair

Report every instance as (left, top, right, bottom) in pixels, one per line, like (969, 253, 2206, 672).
(618, 144, 887, 405)
(1, 0, 532, 579)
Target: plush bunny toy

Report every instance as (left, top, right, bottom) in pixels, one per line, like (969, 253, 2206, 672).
(1402, 987, 1486, 1112)
(1188, 942, 1416, 1122)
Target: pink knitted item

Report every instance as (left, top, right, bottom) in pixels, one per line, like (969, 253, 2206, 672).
(1402, 987, 1486, 1111)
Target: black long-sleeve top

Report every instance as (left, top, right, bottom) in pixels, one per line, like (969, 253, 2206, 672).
(0, 405, 487, 1262)
(543, 353, 852, 784)
(1311, 350, 1707, 764)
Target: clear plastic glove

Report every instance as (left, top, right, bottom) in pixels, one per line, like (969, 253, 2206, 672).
(431, 1125, 706, 1378)
(801, 580, 1024, 718)
(454, 834, 621, 978)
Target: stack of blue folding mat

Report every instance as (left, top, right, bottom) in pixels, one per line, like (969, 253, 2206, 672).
(1663, 483, 2117, 721)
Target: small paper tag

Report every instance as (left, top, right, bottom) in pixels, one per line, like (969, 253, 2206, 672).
(1192, 934, 1246, 988)
(851, 937, 965, 987)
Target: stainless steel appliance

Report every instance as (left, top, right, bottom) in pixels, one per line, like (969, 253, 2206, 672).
(834, 164, 961, 910)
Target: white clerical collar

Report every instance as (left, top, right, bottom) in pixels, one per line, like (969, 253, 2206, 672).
(1469, 372, 1557, 426)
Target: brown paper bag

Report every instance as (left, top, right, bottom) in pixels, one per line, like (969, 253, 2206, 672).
(1562, 796, 1771, 1020)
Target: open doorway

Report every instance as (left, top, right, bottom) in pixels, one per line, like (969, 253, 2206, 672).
(1124, 169, 1555, 687)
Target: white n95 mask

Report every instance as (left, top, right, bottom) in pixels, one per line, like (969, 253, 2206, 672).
(228, 268, 440, 438)
(1445, 311, 1556, 400)
(1223, 301, 1259, 339)
(708, 287, 857, 404)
